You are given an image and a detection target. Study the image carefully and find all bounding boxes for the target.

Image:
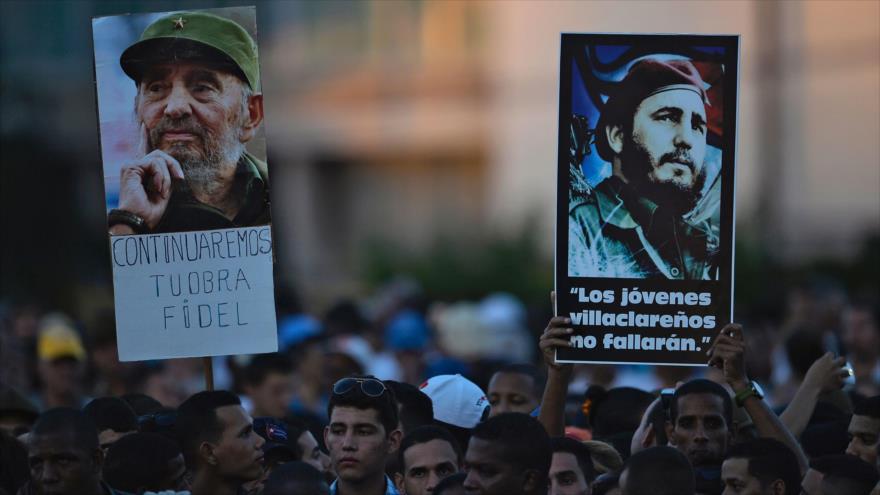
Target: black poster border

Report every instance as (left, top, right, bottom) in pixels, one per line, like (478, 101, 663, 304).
(554, 33, 739, 366)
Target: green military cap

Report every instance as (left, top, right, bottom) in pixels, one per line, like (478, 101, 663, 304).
(120, 11, 259, 90)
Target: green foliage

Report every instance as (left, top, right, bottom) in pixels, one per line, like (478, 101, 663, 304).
(361, 226, 553, 307)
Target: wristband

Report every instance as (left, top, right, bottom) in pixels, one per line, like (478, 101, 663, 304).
(108, 209, 148, 234)
(734, 381, 764, 407)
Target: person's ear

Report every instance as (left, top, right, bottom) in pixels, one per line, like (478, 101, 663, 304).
(605, 124, 625, 155)
(91, 447, 104, 474)
(642, 423, 656, 449)
(238, 92, 264, 143)
(770, 479, 785, 495)
(199, 441, 217, 466)
(323, 425, 330, 450)
(387, 428, 403, 455)
(665, 420, 675, 446)
(394, 472, 405, 493)
(521, 469, 541, 492)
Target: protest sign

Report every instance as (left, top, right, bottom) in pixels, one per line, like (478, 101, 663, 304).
(93, 6, 277, 361)
(555, 34, 738, 365)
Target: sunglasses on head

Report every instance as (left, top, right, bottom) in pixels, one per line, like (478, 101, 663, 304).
(332, 377, 387, 397)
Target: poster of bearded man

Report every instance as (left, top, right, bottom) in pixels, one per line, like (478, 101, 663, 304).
(555, 34, 738, 365)
(92, 7, 277, 361)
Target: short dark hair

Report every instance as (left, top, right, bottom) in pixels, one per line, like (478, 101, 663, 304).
(83, 397, 138, 434)
(31, 407, 99, 452)
(646, 399, 669, 446)
(120, 393, 164, 416)
(433, 472, 466, 495)
(622, 446, 694, 495)
(385, 380, 434, 434)
(103, 432, 182, 493)
(551, 436, 597, 483)
(470, 413, 551, 484)
(244, 353, 293, 387)
(852, 395, 880, 419)
(263, 461, 329, 495)
(670, 379, 733, 430)
(784, 328, 826, 380)
(492, 363, 546, 398)
(585, 386, 655, 438)
(0, 431, 28, 495)
(398, 425, 462, 472)
(812, 454, 879, 495)
(327, 376, 399, 436)
(175, 390, 241, 469)
(725, 438, 800, 495)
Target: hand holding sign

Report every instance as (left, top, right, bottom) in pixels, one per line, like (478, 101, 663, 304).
(117, 124, 185, 230)
(707, 323, 748, 390)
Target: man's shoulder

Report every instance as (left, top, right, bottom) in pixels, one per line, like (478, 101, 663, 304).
(243, 152, 269, 183)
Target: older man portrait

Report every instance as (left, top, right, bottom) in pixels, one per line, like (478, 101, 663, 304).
(107, 10, 269, 235)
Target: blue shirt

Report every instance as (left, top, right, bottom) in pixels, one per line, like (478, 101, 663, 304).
(329, 475, 399, 495)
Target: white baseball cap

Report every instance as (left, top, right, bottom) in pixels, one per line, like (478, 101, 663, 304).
(419, 374, 489, 428)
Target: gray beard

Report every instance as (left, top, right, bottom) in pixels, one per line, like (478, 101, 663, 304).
(150, 119, 245, 198)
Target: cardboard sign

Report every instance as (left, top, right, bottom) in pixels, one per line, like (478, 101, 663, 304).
(92, 6, 277, 361)
(555, 34, 738, 365)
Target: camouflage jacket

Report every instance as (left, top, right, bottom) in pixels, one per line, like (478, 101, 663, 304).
(568, 176, 718, 280)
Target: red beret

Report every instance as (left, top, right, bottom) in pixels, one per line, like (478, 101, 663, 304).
(595, 58, 709, 162)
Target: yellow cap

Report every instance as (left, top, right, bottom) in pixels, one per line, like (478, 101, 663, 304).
(38, 319, 86, 362)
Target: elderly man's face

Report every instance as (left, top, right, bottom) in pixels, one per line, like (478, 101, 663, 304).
(136, 62, 249, 181)
(622, 89, 708, 213)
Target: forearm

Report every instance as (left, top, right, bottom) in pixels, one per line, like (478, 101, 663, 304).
(538, 367, 572, 437)
(779, 381, 820, 438)
(736, 382, 809, 473)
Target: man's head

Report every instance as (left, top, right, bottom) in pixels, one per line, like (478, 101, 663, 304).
(243, 353, 294, 419)
(385, 380, 435, 434)
(599, 58, 710, 214)
(395, 425, 462, 495)
(262, 461, 330, 495)
(102, 432, 188, 494)
(549, 437, 597, 495)
(630, 398, 669, 455)
(0, 385, 38, 438)
(720, 438, 800, 495)
(667, 379, 734, 467)
(463, 412, 551, 495)
(487, 364, 544, 417)
(36, 316, 86, 402)
(435, 473, 466, 495)
(121, 12, 263, 191)
(845, 396, 880, 465)
(619, 445, 694, 495)
(584, 386, 655, 458)
(842, 300, 880, 362)
(802, 454, 879, 495)
(175, 390, 265, 482)
(27, 408, 103, 495)
(285, 417, 331, 477)
(82, 397, 138, 451)
(324, 376, 401, 485)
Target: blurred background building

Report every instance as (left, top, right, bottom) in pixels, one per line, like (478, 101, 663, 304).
(1, 0, 878, 322)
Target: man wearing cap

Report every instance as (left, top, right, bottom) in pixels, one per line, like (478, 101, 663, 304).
(33, 315, 91, 411)
(569, 58, 718, 280)
(109, 11, 269, 235)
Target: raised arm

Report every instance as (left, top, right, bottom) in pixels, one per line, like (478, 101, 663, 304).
(708, 323, 810, 473)
(538, 315, 575, 437)
(780, 352, 849, 438)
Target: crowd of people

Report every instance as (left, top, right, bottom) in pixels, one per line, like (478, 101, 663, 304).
(0, 281, 879, 495)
